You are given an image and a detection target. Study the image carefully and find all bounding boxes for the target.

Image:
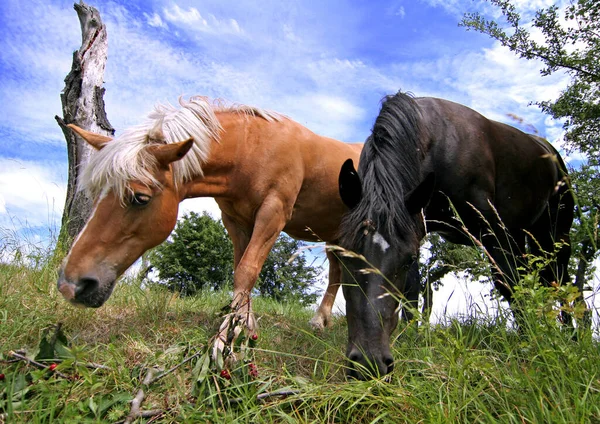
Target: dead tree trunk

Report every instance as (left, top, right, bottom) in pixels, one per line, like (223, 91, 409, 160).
(55, 1, 114, 248)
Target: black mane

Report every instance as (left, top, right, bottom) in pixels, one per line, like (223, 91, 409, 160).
(340, 91, 425, 250)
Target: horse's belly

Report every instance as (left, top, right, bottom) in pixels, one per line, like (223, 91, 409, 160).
(284, 206, 346, 243)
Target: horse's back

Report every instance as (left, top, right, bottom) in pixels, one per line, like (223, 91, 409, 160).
(415, 97, 562, 230)
(219, 113, 362, 242)
(285, 126, 363, 241)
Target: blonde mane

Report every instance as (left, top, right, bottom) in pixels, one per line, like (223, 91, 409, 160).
(80, 96, 282, 201)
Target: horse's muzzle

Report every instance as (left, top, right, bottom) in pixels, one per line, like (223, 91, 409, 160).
(346, 347, 395, 380)
(57, 269, 114, 308)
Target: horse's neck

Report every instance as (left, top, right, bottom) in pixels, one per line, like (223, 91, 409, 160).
(178, 112, 248, 200)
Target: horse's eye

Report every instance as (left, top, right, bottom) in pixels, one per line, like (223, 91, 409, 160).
(402, 256, 418, 271)
(131, 193, 151, 206)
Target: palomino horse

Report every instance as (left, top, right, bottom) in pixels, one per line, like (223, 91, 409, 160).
(57, 96, 361, 338)
(337, 92, 582, 379)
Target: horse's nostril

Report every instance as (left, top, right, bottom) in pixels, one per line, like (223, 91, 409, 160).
(384, 355, 394, 374)
(348, 350, 362, 364)
(76, 277, 99, 297)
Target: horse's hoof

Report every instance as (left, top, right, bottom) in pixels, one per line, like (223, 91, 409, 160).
(309, 313, 329, 330)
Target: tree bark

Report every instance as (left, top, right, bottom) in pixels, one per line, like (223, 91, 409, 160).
(420, 266, 451, 321)
(575, 237, 596, 292)
(56, 1, 114, 248)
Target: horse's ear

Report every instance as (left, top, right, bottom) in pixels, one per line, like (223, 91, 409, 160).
(67, 124, 112, 150)
(339, 159, 362, 209)
(147, 116, 165, 143)
(149, 138, 194, 166)
(405, 172, 435, 215)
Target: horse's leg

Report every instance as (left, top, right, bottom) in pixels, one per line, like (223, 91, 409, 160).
(480, 218, 526, 324)
(421, 277, 433, 323)
(310, 248, 341, 330)
(527, 221, 575, 329)
(221, 213, 251, 271)
(401, 260, 420, 323)
(218, 195, 290, 334)
(528, 189, 588, 331)
(551, 187, 590, 332)
(212, 213, 251, 361)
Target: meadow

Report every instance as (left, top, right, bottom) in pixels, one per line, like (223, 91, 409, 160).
(1, 236, 600, 423)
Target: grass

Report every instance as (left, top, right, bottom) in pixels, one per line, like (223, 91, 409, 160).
(2, 240, 600, 423)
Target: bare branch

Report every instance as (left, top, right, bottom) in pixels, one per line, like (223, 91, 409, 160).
(124, 368, 159, 424)
(8, 351, 71, 380)
(147, 351, 203, 385)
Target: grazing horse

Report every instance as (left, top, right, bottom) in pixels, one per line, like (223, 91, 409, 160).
(338, 92, 581, 380)
(57, 96, 362, 339)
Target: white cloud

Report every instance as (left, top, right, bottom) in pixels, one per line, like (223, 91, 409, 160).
(461, 42, 569, 137)
(0, 0, 584, 259)
(510, 0, 561, 12)
(283, 24, 300, 43)
(178, 198, 222, 220)
(164, 5, 207, 26)
(314, 95, 364, 118)
(0, 158, 66, 229)
(383, 38, 570, 146)
(101, 3, 570, 148)
(421, 0, 562, 19)
(0, 1, 80, 142)
(144, 12, 167, 29)
(275, 93, 367, 141)
(97, 9, 383, 141)
(420, 0, 494, 17)
(162, 5, 242, 35)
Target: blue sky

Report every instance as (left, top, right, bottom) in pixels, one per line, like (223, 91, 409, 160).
(0, 0, 571, 241)
(2, 0, 587, 317)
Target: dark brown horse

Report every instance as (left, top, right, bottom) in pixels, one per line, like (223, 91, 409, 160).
(338, 92, 582, 379)
(57, 96, 361, 346)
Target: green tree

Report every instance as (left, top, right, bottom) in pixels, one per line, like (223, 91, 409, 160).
(462, 0, 600, 158)
(461, 0, 599, 295)
(570, 165, 599, 291)
(148, 212, 234, 296)
(256, 235, 321, 306)
(420, 234, 491, 319)
(148, 212, 322, 305)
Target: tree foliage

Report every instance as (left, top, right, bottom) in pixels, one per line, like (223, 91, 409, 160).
(570, 165, 599, 288)
(255, 234, 321, 306)
(462, 0, 600, 158)
(461, 0, 599, 289)
(420, 234, 491, 290)
(148, 212, 321, 305)
(148, 212, 234, 296)
(419, 234, 491, 317)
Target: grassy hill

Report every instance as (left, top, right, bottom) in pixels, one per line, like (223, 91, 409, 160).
(1, 246, 600, 423)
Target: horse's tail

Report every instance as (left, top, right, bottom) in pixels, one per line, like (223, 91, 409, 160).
(527, 134, 575, 290)
(529, 134, 571, 191)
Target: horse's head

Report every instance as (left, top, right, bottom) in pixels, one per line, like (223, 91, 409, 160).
(338, 159, 434, 380)
(57, 123, 194, 308)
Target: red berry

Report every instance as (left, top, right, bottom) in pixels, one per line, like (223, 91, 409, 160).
(48, 363, 57, 371)
(248, 363, 258, 378)
(251, 334, 258, 341)
(220, 369, 231, 380)
(0, 373, 5, 381)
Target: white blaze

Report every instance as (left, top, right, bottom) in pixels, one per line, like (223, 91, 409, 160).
(372, 232, 390, 253)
